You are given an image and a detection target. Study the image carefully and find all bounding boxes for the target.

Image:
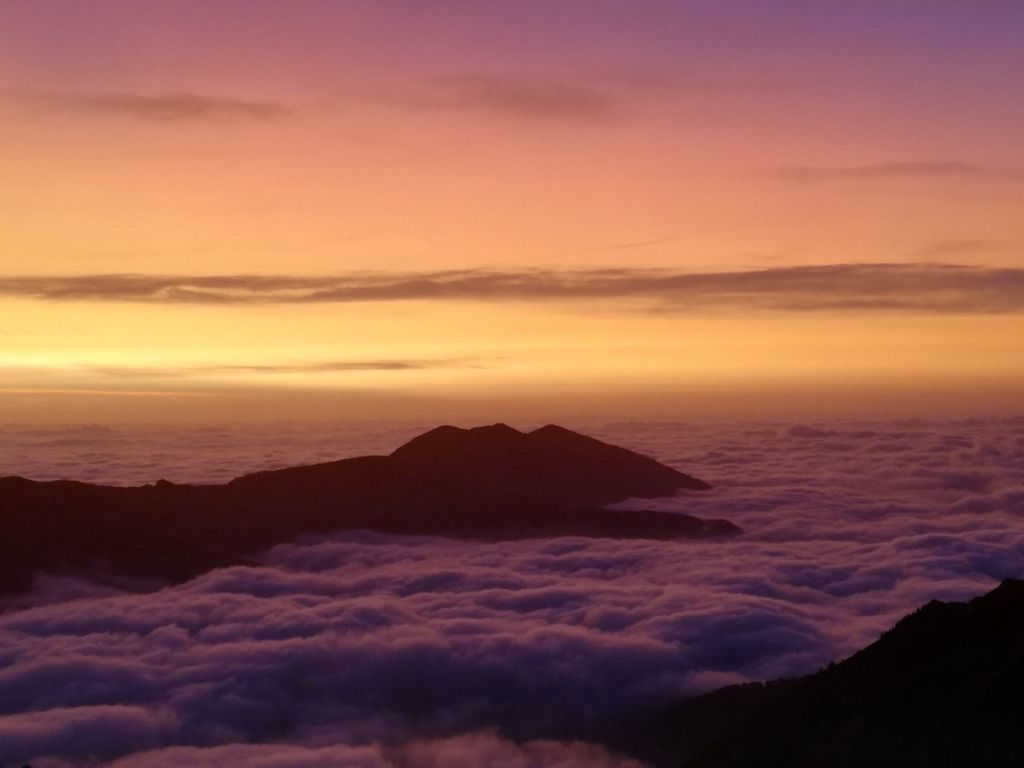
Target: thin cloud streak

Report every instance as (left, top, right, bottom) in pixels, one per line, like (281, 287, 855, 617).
(7, 68, 744, 126)
(430, 74, 615, 119)
(369, 68, 749, 122)
(88, 358, 481, 378)
(2, 263, 1024, 313)
(0, 388, 214, 398)
(12, 90, 292, 122)
(771, 161, 1024, 183)
(365, 73, 618, 121)
(348, 67, 757, 124)
(919, 239, 1010, 257)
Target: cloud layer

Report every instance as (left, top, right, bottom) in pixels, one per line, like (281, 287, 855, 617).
(2, 263, 1023, 313)
(22, 732, 645, 768)
(3, 418, 1024, 765)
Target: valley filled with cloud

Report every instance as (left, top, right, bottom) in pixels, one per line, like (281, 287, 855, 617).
(2, 419, 1023, 766)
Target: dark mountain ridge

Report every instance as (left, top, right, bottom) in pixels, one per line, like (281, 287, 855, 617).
(618, 578, 1024, 768)
(0, 424, 728, 595)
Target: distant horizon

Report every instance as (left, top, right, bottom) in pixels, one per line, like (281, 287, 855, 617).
(3, 382, 1024, 424)
(3, 415, 1023, 490)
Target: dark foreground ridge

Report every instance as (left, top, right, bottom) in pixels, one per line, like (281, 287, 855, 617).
(0, 423, 729, 594)
(615, 579, 1024, 768)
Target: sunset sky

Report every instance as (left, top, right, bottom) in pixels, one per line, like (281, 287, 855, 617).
(2, 0, 1023, 422)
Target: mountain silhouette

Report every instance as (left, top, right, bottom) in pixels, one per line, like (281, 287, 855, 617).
(0, 424, 729, 594)
(616, 579, 1024, 768)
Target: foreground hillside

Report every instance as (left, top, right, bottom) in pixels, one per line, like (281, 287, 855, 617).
(621, 579, 1024, 767)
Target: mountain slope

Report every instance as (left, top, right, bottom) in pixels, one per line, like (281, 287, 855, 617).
(624, 579, 1024, 768)
(0, 424, 727, 594)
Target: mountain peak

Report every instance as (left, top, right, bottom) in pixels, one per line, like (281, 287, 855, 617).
(389, 423, 525, 461)
(530, 423, 573, 436)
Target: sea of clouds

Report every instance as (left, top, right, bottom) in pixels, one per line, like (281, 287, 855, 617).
(2, 418, 1024, 766)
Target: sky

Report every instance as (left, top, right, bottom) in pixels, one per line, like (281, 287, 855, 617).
(2, 0, 1023, 422)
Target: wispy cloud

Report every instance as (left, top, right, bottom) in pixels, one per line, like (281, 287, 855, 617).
(0, 387, 213, 399)
(355, 67, 755, 123)
(771, 161, 1024, 183)
(13, 90, 292, 122)
(2, 263, 1023, 313)
(919, 239, 1010, 257)
(89, 358, 479, 378)
(374, 73, 617, 120)
(601, 236, 684, 252)
(7, 68, 740, 126)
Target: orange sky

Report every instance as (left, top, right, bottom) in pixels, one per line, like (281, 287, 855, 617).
(1, 1, 1023, 422)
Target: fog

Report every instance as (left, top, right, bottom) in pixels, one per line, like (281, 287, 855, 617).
(2, 418, 1023, 766)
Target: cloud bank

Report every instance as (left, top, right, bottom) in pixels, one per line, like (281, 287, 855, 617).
(2, 418, 1024, 765)
(2, 263, 1023, 313)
